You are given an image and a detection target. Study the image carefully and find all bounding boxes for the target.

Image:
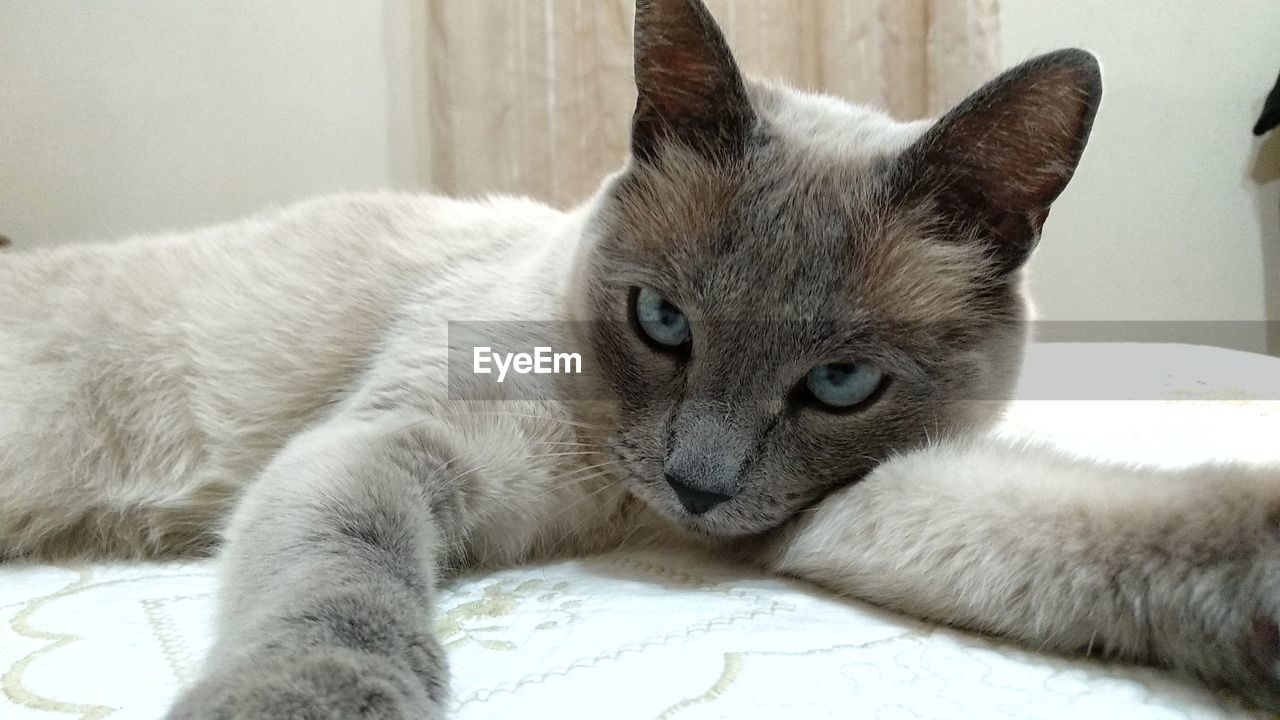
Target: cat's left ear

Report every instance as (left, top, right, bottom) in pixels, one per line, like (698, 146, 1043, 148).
(631, 0, 755, 163)
(893, 49, 1103, 273)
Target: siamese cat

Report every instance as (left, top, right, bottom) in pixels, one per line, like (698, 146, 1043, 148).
(2, 0, 1277, 716)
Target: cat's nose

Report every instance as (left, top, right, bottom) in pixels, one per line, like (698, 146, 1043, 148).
(664, 472, 734, 515)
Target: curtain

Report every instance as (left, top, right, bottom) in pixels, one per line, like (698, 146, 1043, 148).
(419, 0, 1001, 207)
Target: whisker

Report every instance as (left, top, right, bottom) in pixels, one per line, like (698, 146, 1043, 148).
(435, 449, 603, 492)
(546, 481, 624, 555)
(612, 518, 649, 550)
(546, 458, 620, 481)
(542, 466, 619, 495)
(439, 410, 610, 432)
(366, 409, 612, 448)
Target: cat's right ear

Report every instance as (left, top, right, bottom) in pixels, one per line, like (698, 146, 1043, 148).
(631, 0, 755, 163)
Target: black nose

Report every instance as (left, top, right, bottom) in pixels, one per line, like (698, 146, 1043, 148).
(664, 473, 734, 515)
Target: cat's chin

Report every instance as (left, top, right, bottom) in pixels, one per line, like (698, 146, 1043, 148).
(676, 517, 772, 540)
(659, 511, 766, 540)
(626, 482, 785, 540)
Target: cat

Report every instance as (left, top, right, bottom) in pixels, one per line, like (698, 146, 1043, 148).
(1, 0, 1278, 716)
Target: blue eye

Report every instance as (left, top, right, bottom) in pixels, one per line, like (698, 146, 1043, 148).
(634, 287, 690, 348)
(806, 362, 885, 409)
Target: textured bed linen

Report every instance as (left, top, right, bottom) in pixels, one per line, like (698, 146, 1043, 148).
(3, 343, 1279, 720)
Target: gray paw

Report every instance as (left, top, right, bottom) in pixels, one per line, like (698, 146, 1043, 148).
(166, 647, 443, 720)
(1167, 546, 1280, 712)
(1227, 556, 1280, 711)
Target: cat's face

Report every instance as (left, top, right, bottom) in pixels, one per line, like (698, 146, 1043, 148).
(580, 0, 1101, 537)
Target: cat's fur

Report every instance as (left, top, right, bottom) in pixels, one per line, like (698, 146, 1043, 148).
(2, 0, 1279, 715)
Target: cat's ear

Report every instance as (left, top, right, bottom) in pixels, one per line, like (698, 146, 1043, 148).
(631, 0, 755, 163)
(893, 49, 1102, 273)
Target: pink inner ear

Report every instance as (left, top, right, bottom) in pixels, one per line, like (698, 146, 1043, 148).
(976, 86, 1095, 210)
(634, 0, 745, 118)
(892, 50, 1100, 271)
(631, 0, 753, 159)
(640, 47, 722, 118)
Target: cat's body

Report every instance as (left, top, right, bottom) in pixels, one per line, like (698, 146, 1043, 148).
(0, 192, 628, 561)
(3, 1, 1280, 716)
(0, 75, 937, 565)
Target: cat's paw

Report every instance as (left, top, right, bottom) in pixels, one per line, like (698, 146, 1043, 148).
(1166, 541, 1280, 712)
(165, 647, 444, 720)
(1221, 555, 1280, 711)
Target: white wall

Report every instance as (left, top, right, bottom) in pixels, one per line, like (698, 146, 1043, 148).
(0, 1, 425, 246)
(1001, 0, 1280, 354)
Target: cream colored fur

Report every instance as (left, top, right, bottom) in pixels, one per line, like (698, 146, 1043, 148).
(0, 192, 632, 560)
(0, 83, 935, 563)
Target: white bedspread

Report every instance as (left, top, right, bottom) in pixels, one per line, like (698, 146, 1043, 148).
(4, 343, 1280, 720)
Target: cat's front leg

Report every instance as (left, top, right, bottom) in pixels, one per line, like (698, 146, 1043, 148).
(166, 415, 465, 720)
(762, 438, 1280, 710)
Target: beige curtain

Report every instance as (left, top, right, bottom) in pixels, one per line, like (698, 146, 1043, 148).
(420, 0, 1000, 207)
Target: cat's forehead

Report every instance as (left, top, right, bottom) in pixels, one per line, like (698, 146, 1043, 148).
(605, 90, 992, 327)
(745, 80, 932, 164)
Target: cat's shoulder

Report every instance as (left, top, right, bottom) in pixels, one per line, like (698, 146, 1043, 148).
(273, 191, 563, 234)
(4, 190, 563, 258)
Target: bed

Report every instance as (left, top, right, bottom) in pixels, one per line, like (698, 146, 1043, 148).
(4, 343, 1279, 719)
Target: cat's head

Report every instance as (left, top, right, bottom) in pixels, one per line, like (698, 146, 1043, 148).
(576, 0, 1101, 537)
